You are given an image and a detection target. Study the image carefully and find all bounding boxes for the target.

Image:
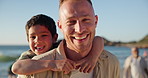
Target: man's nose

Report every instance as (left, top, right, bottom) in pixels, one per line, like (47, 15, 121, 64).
(75, 22, 86, 33)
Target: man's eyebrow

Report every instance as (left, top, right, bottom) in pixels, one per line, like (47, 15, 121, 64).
(82, 15, 91, 17)
(66, 15, 91, 20)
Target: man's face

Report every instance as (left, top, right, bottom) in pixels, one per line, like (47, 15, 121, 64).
(28, 25, 56, 55)
(131, 48, 139, 58)
(58, 0, 98, 53)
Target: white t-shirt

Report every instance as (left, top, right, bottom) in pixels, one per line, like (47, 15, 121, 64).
(70, 69, 93, 78)
(130, 58, 142, 78)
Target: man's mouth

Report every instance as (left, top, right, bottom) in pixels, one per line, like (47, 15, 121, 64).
(73, 34, 88, 40)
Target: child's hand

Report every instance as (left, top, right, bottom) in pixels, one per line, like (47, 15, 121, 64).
(62, 59, 76, 74)
(75, 55, 98, 73)
(52, 59, 75, 74)
(75, 36, 104, 73)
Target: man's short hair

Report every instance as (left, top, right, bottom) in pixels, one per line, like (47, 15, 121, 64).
(59, 0, 92, 8)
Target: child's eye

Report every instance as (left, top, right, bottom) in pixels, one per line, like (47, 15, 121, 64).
(42, 35, 48, 37)
(30, 36, 36, 39)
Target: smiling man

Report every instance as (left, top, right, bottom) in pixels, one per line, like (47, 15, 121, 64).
(30, 0, 120, 78)
(58, 0, 97, 57)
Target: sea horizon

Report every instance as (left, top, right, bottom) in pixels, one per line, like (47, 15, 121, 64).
(0, 45, 148, 78)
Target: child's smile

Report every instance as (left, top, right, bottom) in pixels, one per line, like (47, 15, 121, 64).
(28, 25, 53, 55)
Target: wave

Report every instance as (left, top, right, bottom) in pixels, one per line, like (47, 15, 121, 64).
(0, 55, 19, 62)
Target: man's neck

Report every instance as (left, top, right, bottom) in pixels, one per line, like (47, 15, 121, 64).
(64, 45, 91, 61)
(133, 55, 139, 59)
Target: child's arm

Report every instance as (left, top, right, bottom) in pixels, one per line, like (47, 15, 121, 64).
(76, 36, 104, 73)
(12, 59, 55, 75)
(12, 59, 75, 75)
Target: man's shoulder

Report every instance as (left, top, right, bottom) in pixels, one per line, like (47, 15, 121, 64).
(124, 55, 133, 62)
(102, 50, 118, 59)
(100, 50, 119, 63)
(97, 50, 120, 77)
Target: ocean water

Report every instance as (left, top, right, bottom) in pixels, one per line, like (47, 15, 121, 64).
(0, 45, 29, 78)
(0, 45, 147, 78)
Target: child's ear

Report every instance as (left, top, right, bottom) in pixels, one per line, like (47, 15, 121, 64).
(53, 34, 58, 43)
(27, 36, 29, 42)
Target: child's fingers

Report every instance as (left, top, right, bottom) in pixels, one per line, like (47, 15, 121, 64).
(63, 64, 73, 74)
(75, 59, 86, 68)
(83, 65, 91, 73)
(79, 63, 87, 72)
(64, 64, 71, 72)
(87, 66, 94, 73)
(63, 59, 75, 73)
(75, 61, 82, 66)
(68, 59, 76, 68)
(64, 70, 70, 74)
(88, 64, 96, 73)
(75, 65, 80, 70)
(65, 60, 74, 70)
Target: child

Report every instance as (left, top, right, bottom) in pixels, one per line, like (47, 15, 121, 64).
(12, 14, 104, 76)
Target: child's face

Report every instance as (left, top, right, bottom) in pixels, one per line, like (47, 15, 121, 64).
(28, 25, 55, 55)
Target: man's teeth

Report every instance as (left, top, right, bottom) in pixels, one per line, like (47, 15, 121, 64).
(75, 35, 86, 39)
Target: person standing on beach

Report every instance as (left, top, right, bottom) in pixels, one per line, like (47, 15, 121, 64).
(12, 14, 104, 77)
(123, 47, 148, 78)
(26, 0, 120, 78)
(143, 50, 148, 70)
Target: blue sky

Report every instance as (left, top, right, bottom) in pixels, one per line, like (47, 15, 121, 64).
(0, 0, 148, 45)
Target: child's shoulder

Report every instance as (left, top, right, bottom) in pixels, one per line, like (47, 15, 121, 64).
(19, 50, 36, 59)
(21, 50, 33, 54)
(20, 50, 35, 56)
(32, 48, 57, 60)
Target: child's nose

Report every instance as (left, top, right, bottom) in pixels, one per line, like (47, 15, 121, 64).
(35, 37, 42, 43)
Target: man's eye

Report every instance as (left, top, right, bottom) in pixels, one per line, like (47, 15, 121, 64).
(67, 20, 76, 25)
(82, 19, 90, 22)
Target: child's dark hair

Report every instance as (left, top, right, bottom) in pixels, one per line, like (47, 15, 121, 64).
(25, 14, 57, 40)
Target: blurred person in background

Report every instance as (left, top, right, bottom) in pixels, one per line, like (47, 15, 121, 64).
(143, 50, 148, 70)
(123, 47, 148, 78)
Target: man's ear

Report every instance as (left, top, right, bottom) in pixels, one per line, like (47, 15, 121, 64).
(95, 15, 98, 27)
(57, 20, 62, 29)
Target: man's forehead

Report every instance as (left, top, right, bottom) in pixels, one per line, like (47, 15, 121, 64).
(59, 0, 92, 11)
(59, 2, 94, 18)
(132, 48, 138, 51)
